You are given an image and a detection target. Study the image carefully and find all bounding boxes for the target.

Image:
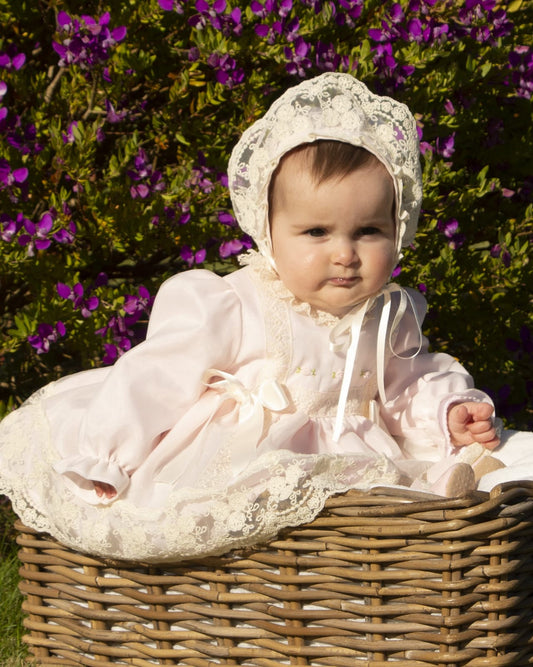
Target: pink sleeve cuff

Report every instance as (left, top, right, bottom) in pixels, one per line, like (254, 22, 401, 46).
(53, 455, 130, 505)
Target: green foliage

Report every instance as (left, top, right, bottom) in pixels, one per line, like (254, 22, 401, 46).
(0, 0, 532, 427)
(0, 502, 27, 665)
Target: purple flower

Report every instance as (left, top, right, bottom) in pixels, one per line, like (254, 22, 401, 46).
(189, 0, 227, 32)
(229, 7, 243, 36)
(105, 99, 128, 123)
(508, 46, 533, 100)
(278, 0, 293, 18)
(389, 3, 404, 23)
(405, 17, 426, 42)
(2, 108, 14, 131)
(96, 313, 135, 354)
(490, 243, 511, 267)
(284, 17, 300, 41)
(218, 211, 236, 227)
(335, 0, 364, 28)
(187, 153, 216, 194)
(171, 203, 191, 225)
(6, 120, 43, 155)
(436, 133, 455, 158)
(444, 99, 456, 115)
(437, 218, 465, 249)
(419, 140, 433, 156)
(53, 220, 77, 244)
(18, 212, 54, 256)
(101, 343, 119, 365)
(0, 45, 26, 71)
(284, 36, 311, 77)
(127, 148, 165, 199)
(453, 1, 512, 45)
(0, 158, 28, 188)
(28, 321, 66, 354)
(188, 47, 200, 62)
(251, 0, 287, 41)
(372, 42, 397, 73)
(251, 0, 276, 18)
(123, 285, 153, 325)
(57, 280, 99, 317)
(368, 26, 389, 42)
(180, 245, 206, 267)
(62, 121, 79, 144)
(254, 21, 283, 43)
(0, 212, 25, 241)
(315, 41, 350, 72)
(219, 236, 252, 258)
(95, 284, 152, 364)
(438, 218, 459, 236)
(158, 0, 185, 12)
(209, 53, 245, 87)
(53, 11, 127, 70)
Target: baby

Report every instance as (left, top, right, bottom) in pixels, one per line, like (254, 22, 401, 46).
(0, 73, 528, 562)
(265, 138, 501, 494)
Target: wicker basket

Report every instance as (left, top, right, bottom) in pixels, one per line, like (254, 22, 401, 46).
(16, 483, 533, 667)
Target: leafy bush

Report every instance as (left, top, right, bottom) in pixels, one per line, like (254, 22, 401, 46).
(0, 0, 531, 428)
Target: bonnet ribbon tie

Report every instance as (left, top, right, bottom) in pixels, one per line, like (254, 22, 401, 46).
(329, 284, 423, 442)
(329, 297, 375, 442)
(202, 369, 289, 473)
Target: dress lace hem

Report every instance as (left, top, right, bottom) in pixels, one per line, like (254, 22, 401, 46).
(0, 385, 401, 562)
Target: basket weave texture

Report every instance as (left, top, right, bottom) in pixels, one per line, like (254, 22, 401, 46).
(16, 483, 533, 667)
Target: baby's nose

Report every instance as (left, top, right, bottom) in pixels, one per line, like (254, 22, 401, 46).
(332, 238, 357, 264)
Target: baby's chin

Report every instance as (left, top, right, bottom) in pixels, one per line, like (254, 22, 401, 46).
(314, 301, 365, 318)
(317, 288, 390, 317)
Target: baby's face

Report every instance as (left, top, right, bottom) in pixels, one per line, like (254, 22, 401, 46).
(270, 152, 396, 317)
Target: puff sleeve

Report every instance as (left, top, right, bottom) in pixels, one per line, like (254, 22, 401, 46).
(378, 289, 493, 459)
(52, 270, 243, 499)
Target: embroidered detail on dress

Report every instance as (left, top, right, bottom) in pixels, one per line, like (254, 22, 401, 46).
(332, 370, 346, 380)
(295, 367, 318, 377)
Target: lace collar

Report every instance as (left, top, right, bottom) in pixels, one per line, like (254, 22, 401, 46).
(239, 249, 424, 442)
(239, 250, 343, 327)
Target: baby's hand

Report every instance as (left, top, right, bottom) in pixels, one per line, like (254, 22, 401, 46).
(93, 480, 117, 500)
(447, 401, 500, 450)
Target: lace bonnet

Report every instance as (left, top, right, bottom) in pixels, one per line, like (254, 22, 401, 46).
(228, 72, 422, 262)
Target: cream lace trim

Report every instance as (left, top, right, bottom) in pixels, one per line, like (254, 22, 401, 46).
(239, 250, 340, 327)
(0, 387, 401, 561)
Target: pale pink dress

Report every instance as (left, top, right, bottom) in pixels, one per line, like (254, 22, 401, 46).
(0, 257, 491, 560)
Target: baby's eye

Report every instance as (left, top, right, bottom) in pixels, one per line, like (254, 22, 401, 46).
(305, 227, 327, 237)
(357, 226, 381, 237)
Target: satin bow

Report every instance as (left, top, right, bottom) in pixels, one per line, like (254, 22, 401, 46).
(329, 283, 423, 442)
(203, 369, 289, 473)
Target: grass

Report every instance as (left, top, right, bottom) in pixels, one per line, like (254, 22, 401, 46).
(0, 501, 30, 666)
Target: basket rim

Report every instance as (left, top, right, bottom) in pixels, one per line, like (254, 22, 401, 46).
(14, 480, 533, 568)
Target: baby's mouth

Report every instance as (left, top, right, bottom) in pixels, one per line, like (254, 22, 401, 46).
(329, 276, 358, 285)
